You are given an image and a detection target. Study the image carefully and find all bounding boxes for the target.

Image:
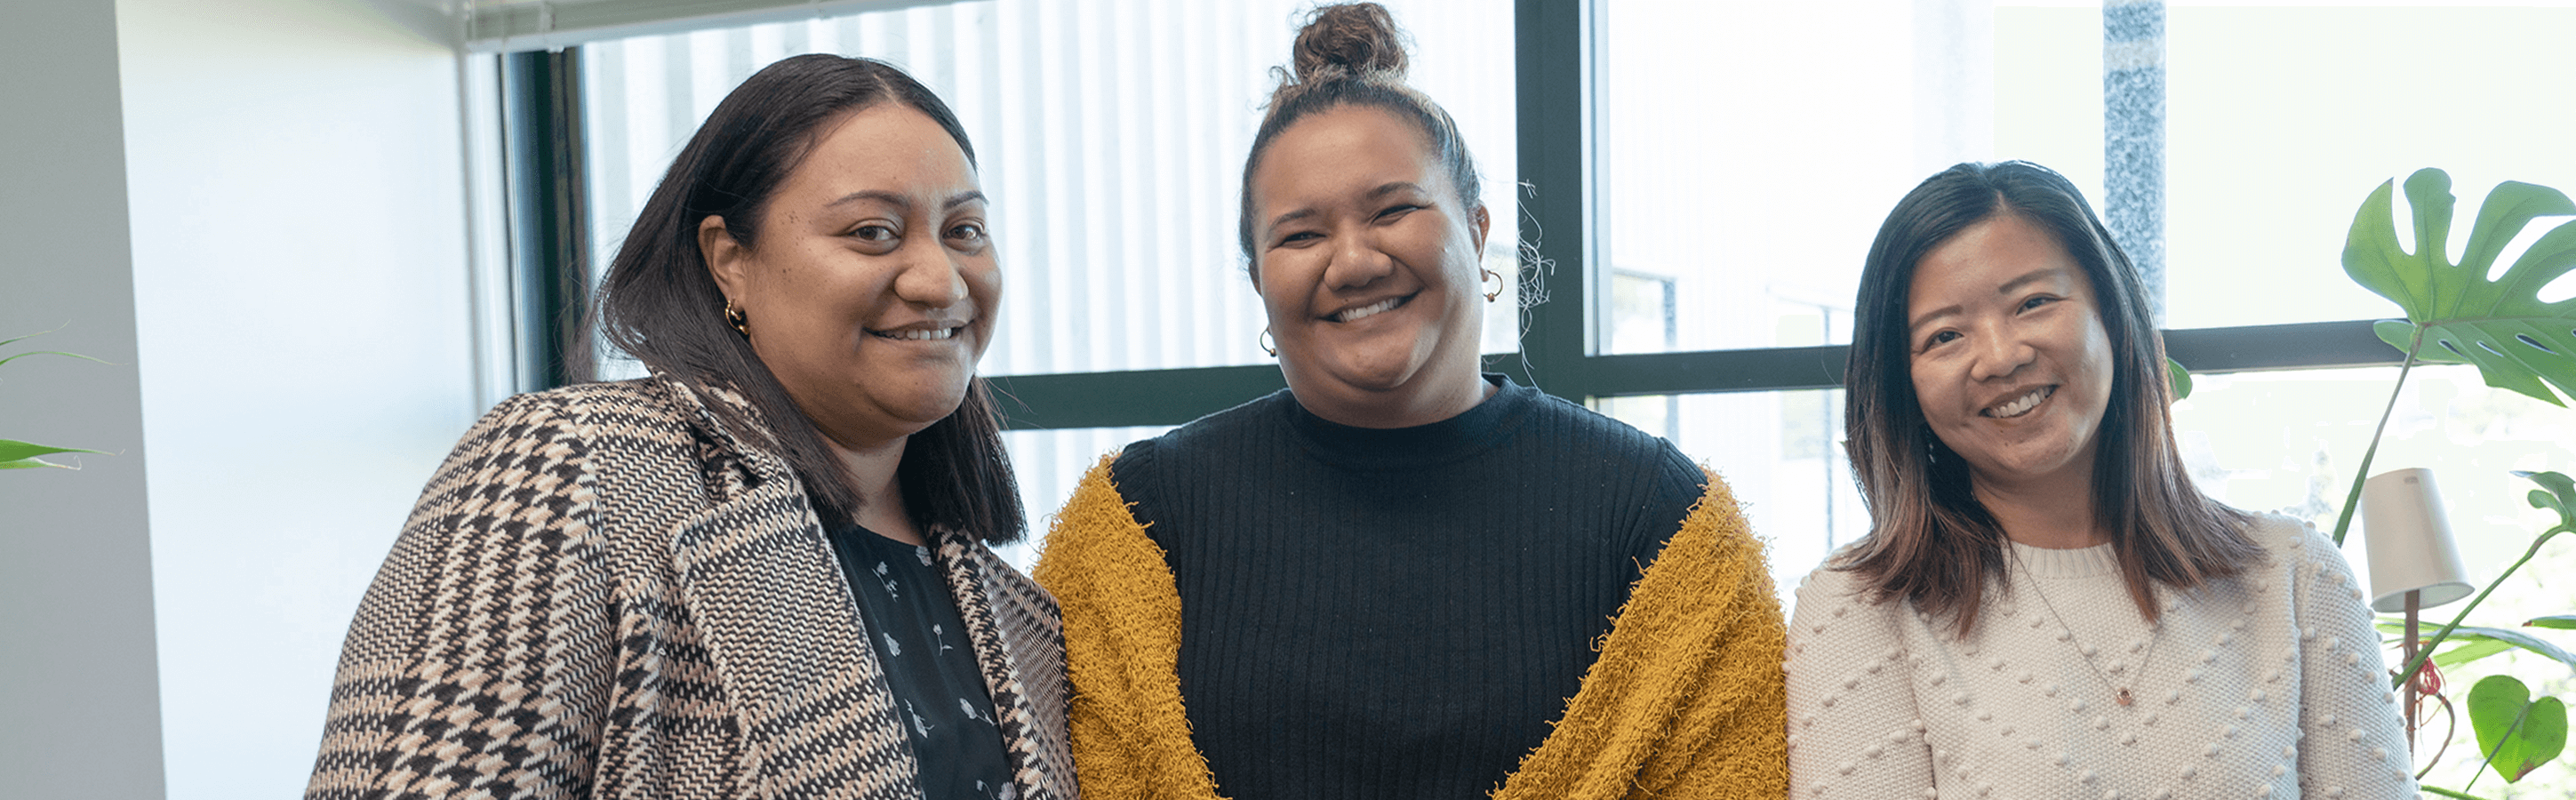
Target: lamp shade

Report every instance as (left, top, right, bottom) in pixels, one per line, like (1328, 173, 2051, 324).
(2359, 468, 2476, 612)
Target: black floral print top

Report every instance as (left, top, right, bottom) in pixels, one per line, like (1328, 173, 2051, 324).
(824, 518, 1018, 800)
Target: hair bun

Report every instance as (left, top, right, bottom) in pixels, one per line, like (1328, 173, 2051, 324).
(1292, 3, 1409, 83)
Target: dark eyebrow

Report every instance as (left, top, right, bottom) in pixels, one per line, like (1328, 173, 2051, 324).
(1908, 302, 1962, 334)
(1264, 183, 1429, 234)
(1266, 207, 1319, 233)
(826, 189, 988, 211)
(1994, 267, 2063, 296)
(827, 189, 906, 209)
(1907, 267, 2069, 332)
(1368, 181, 1427, 198)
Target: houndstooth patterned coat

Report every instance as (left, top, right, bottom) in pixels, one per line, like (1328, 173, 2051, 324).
(304, 377, 1076, 800)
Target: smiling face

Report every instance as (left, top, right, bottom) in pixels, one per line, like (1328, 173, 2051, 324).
(702, 103, 997, 452)
(1249, 105, 1492, 428)
(1906, 212, 2116, 496)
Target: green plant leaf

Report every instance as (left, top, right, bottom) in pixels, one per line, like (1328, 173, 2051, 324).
(2374, 318, 2464, 363)
(2467, 675, 2569, 782)
(2375, 620, 2534, 670)
(2529, 615, 2576, 630)
(2165, 356, 2193, 401)
(0, 349, 108, 370)
(2346, 169, 2576, 407)
(0, 327, 64, 349)
(2516, 471, 2576, 533)
(0, 439, 107, 463)
(0, 436, 109, 470)
(2441, 638, 2519, 670)
(2454, 627, 2576, 676)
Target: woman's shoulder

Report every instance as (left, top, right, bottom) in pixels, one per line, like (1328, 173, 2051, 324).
(448, 378, 716, 479)
(1509, 381, 1658, 441)
(1786, 549, 1910, 651)
(1793, 545, 1879, 602)
(479, 378, 685, 426)
(1109, 388, 1296, 478)
(1514, 388, 1700, 472)
(2222, 512, 2375, 600)
(2234, 511, 2342, 564)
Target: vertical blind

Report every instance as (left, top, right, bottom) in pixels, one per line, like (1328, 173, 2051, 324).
(580, 0, 1520, 379)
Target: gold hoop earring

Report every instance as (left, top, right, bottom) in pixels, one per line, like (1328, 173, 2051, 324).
(724, 299, 749, 337)
(1480, 267, 1503, 303)
(1260, 328, 1277, 357)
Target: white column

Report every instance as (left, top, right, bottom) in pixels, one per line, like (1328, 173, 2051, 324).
(0, 0, 169, 796)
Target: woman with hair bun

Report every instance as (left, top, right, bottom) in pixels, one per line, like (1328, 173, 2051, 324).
(1035, 5, 1785, 800)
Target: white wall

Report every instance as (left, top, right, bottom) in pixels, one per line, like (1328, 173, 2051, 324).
(0, 1, 169, 796)
(115, 0, 482, 796)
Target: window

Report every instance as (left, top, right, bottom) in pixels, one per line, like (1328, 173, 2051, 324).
(577, 0, 1522, 384)
(1601, 0, 1992, 355)
(493, 0, 2575, 595)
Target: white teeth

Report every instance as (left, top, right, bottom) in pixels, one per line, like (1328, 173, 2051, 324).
(1988, 387, 2053, 419)
(877, 326, 957, 341)
(1335, 296, 1404, 323)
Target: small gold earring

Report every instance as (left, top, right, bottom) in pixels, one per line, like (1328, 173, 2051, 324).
(724, 299, 749, 336)
(1260, 328, 1277, 357)
(1480, 267, 1503, 303)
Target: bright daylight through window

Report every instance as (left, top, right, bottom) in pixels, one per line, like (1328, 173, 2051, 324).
(528, 6, 2576, 790)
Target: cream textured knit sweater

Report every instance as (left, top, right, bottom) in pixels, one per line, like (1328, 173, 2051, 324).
(1787, 515, 2416, 799)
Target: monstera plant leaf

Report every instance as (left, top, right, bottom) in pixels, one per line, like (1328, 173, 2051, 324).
(2345, 169, 2576, 406)
(2523, 469, 2576, 532)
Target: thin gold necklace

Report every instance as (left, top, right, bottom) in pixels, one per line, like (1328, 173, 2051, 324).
(2009, 543, 2160, 708)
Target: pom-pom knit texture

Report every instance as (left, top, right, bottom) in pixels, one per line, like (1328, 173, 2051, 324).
(1786, 515, 2416, 799)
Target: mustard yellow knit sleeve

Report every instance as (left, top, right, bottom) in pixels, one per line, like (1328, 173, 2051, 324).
(1031, 456, 1227, 800)
(1492, 469, 1788, 800)
(1632, 472, 1788, 798)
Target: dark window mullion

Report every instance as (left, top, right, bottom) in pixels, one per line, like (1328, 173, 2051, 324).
(1567, 318, 2405, 400)
(988, 317, 2407, 428)
(501, 48, 593, 392)
(1507, 0, 1601, 399)
(988, 365, 1285, 431)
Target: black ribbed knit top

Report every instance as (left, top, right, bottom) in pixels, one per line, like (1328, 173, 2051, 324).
(1110, 375, 1705, 800)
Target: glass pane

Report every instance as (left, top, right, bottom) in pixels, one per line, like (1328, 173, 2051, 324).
(1601, 0, 2004, 355)
(2172, 365, 2573, 585)
(995, 424, 1174, 573)
(2159, 5, 2576, 330)
(1611, 3, 2576, 352)
(1601, 367, 2575, 621)
(1594, 389, 1868, 610)
(580, 0, 1521, 380)
(2169, 364, 2575, 795)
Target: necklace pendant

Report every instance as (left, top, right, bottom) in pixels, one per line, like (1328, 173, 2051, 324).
(2116, 689, 2133, 707)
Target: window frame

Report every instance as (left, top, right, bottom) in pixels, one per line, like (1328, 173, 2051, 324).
(502, 0, 2408, 428)
(500, 48, 596, 391)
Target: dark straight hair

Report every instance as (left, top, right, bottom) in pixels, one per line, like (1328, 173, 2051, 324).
(1838, 160, 2253, 635)
(1237, 2, 1483, 276)
(594, 53, 1025, 544)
